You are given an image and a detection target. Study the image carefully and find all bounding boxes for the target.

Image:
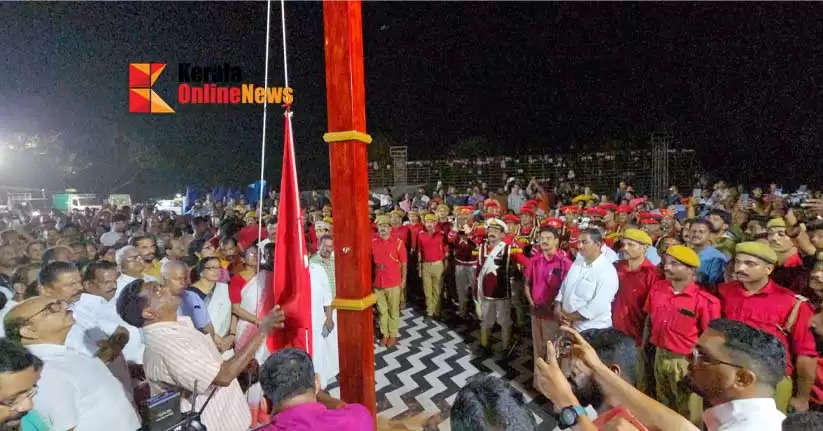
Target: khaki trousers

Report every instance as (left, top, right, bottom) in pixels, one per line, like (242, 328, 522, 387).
(375, 286, 401, 337)
(775, 376, 792, 413)
(654, 347, 702, 421)
(421, 261, 445, 316)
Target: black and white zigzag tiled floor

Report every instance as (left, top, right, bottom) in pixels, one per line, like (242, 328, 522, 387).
(327, 305, 558, 430)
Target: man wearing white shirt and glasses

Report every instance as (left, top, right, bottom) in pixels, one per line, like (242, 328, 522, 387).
(554, 228, 619, 332)
(4, 296, 141, 431)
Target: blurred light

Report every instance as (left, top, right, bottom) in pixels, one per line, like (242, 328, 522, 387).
(175, 193, 182, 199)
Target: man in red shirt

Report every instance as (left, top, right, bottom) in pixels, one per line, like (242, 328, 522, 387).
(768, 217, 806, 292)
(405, 209, 424, 307)
(717, 241, 818, 413)
(435, 204, 452, 235)
(524, 226, 571, 379)
(644, 245, 720, 418)
(418, 213, 447, 318)
(614, 229, 661, 344)
(447, 207, 480, 319)
(612, 229, 661, 395)
(372, 215, 407, 347)
(389, 210, 409, 248)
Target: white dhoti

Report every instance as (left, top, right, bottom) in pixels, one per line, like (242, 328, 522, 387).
(309, 264, 339, 388)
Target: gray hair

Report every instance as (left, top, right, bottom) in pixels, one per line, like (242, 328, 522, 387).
(580, 227, 603, 245)
(115, 245, 137, 268)
(161, 260, 187, 281)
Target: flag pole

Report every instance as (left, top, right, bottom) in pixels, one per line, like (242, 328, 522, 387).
(322, 0, 376, 415)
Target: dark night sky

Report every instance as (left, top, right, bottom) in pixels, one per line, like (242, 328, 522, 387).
(1, 2, 821, 196)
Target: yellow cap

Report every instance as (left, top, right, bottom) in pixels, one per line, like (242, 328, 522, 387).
(767, 218, 787, 229)
(390, 209, 404, 216)
(437, 203, 449, 212)
(735, 241, 778, 264)
(374, 209, 384, 216)
(323, 217, 333, 224)
(423, 213, 437, 222)
(666, 245, 700, 267)
(375, 215, 391, 226)
(622, 228, 652, 246)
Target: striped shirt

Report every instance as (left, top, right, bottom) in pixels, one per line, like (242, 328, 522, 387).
(143, 317, 251, 431)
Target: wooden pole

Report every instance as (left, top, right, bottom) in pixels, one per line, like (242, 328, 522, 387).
(322, 0, 376, 415)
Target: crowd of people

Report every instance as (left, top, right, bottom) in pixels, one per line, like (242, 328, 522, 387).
(2, 176, 823, 430)
(368, 177, 823, 430)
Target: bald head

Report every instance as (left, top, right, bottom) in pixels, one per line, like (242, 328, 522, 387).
(161, 260, 188, 296)
(4, 296, 74, 345)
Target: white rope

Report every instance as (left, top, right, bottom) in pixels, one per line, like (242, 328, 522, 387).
(280, 0, 289, 88)
(255, 0, 273, 311)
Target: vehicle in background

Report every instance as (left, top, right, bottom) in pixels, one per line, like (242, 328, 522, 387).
(52, 189, 102, 213)
(154, 197, 184, 215)
(6, 191, 50, 215)
(108, 194, 132, 209)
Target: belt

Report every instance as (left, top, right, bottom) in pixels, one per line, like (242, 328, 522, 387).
(456, 260, 476, 265)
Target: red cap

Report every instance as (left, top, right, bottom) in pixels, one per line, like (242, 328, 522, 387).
(541, 217, 564, 229)
(519, 204, 536, 215)
(585, 208, 607, 217)
(616, 205, 633, 213)
(483, 199, 500, 208)
(598, 203, 617, 211)
(483, 212, 496, 219)
(503, 214, 521, 224)
(561, 205, 581, 214)
(640, 218, 660, 225)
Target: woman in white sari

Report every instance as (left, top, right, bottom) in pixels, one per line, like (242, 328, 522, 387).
(228, 245, 271, 427)
(187, 256, 234, 356)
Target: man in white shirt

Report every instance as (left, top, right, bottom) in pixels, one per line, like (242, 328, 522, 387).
(554, 228, 619, 332)
(75, 260, 135, 406)
(575, 221, 618, 264)
(114, 245, 153, 364)
(99, 213, 128, 247)
(4, 296, 141, 431)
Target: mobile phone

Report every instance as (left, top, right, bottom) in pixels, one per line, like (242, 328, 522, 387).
(692, 188, 701, 198)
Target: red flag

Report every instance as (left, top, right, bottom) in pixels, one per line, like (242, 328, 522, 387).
(263, 108, 313, 356)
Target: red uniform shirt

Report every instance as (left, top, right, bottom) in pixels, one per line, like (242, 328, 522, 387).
(645, 281, 721, 355)
(391, 225, 410, 248)
(612, 259, 662, 344)
(772, 252, 806, 293)
(372, 236, 407, 288)
(417, 229, 446, 262)
(436, 220, 453, 236)
(447, 229, 478, 264)
(718, 280, 818, 375)
(407, 223, 424, 250)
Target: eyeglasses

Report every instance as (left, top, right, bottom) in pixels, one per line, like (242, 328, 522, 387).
(21, 300, 66, 324)
(124, 255, 142, 262)
(0, 386, 38, 409)
(690, 348, 745, 369)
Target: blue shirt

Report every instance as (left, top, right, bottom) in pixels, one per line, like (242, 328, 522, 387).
(697, 246, 729, 285)
(179, 288, 211, 331)
(645, 246, 661, 266)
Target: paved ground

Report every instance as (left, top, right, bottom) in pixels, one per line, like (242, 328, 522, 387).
(328, 304, 558, 430)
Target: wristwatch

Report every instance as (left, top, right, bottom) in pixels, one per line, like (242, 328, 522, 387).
(557, 405, 587, 429)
